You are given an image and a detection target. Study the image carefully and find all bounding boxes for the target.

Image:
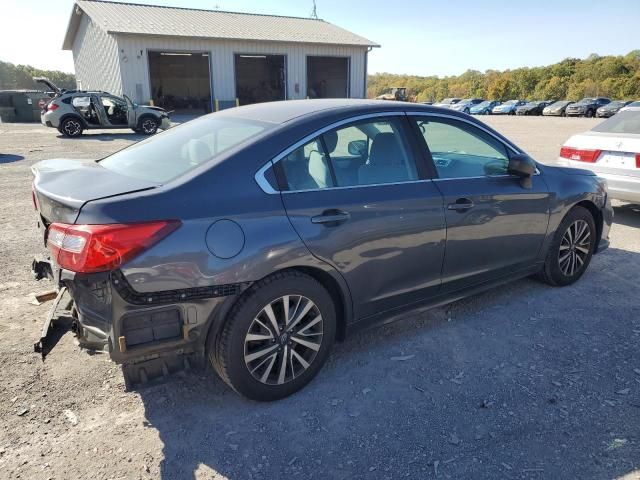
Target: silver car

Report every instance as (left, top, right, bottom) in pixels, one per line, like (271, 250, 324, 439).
(35, 78, 170, 137)
(558, 109, 640, 203)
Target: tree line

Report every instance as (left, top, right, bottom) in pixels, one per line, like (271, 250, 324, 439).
(0, 60, 76, 91)
(368, 51, 640, 102)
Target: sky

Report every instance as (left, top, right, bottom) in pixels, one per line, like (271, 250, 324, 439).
(1, 0, 639, 76)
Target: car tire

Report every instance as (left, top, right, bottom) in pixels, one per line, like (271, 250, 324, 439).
(536, 206, 596, 287)
(60, 117, 84, 137)
(210, 271, 336, 401)
(138, 116, 159, 135)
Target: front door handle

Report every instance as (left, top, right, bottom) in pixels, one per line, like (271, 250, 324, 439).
(311, 210, 351, 225)
(447, 198, 475, 211)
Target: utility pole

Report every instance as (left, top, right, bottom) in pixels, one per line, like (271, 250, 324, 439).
(310, 0, 318, 19)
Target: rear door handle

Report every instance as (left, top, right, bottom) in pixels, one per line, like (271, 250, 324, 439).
(311, 210, 351, 224)
(447, 198, 475, 211)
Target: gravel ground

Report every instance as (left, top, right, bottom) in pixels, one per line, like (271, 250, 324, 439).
(0, 116, 639, 480)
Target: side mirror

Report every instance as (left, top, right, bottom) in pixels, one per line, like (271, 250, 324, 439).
(507, 153, 536, 189)
(348, 139, 367, 157)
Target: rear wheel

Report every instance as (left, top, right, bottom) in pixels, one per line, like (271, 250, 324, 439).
(537, 206, 596, 286)
(586, 109, 594, 118)
(60, 118, 83, 137)
(210, 271, 336, 401)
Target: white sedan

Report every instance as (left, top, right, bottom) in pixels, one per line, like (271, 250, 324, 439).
(558, 110, 640, 203)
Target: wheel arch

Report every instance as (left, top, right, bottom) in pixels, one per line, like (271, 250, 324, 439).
(137, 113, 158, 127)
(204, 265, 352, 353)
(574, 200, 603, 253)
(59, 113, 87, 129)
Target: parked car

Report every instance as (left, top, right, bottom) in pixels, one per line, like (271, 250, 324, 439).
(596, 101, 631, 118)
(35, 77, 171, 137)
(31, 99, 612, 401)
(558, 109, 640, 203)
(448, 98, 484, 114)
(516, 101, 553, 116)
(470, 100, 501, 115)
(619, 101, 640, 112)
(432, 97, 461, 108)
(543, 100, 575, 117)
(491, 100, 526, 115)
(565, 97, 611, 118)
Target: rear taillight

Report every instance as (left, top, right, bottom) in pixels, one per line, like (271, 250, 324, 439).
(636, 153, 640, 169)
(47, 103, 59, 112)
(560, 146, 601, 163)
(46, 221, 180, 273)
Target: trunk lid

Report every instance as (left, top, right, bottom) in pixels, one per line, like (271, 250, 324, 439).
(33, 77, 62, 95)
(565, 132, 640, 178)
(32, 158, 158, 224)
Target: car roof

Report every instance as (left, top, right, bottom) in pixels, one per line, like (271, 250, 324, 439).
(214, 99, 458, 125)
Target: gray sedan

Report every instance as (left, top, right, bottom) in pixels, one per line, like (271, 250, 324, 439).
(31, 100, 612, 401)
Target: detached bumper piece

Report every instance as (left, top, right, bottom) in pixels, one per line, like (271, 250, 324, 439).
(33, 287, 75, 360)
(121, 351, 203, 391)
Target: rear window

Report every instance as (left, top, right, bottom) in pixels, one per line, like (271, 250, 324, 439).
(591, 111, 640, 135)
(99, 115, 273, 182)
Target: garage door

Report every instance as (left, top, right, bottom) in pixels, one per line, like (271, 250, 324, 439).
(148, 51, 212, 114)
(307, 56, 349, 98)
(234, 54, 286, 106)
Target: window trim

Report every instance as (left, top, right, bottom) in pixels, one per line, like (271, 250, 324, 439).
(254, 111, 537, 194)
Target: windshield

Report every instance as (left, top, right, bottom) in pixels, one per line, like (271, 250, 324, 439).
(606, 101, 626, 108)
(100, 115, 273, 182)
(505, 100, 518, 105)
(440, 98, 458, 104)
(475, 101, 491, 108)
(577, 98, 595, 104)
(550, 101, 569, 108)
(591, 111, 640, 135)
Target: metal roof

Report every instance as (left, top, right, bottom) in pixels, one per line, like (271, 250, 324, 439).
(63, 1, 379, 50)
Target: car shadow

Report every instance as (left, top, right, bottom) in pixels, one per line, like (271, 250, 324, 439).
(0, 154, 25, 164)
(56, 132, 145, 142)
(613, 203, 640, 228)
(137, 246, 640, 479)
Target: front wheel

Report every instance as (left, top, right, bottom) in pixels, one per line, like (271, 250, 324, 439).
(586, 109, 594, 118)
(537, 206, 596, 286)
(210, 271, 336, 401)
(138, 117, 159, 135)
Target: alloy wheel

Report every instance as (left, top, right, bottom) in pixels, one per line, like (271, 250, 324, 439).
(558, 219, 591, 277)
(63, 120, 81, 136)
(244, 295, 323, 385)
(142, 119, 157, 134)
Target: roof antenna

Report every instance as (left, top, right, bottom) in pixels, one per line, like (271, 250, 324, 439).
(310, 0, 318, 19)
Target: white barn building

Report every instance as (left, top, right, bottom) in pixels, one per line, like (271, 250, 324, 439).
(62, 1, 379, 113)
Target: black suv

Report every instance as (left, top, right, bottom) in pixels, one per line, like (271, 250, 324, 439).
(565, 97, 611, 117)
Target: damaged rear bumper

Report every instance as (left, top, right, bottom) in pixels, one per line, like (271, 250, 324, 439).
(31, 256, 247, 386)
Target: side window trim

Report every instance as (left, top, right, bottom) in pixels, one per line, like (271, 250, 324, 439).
(255, 112, 412, 194)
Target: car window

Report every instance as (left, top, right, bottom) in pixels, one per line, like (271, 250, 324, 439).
(72, 96, 91, 107)
(591, 110, 640, 134)
(279, 138, 335, 191)
(414, 117, 510, 179)
(100, 115, 273, 183)
(323, 118, 418, 187)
